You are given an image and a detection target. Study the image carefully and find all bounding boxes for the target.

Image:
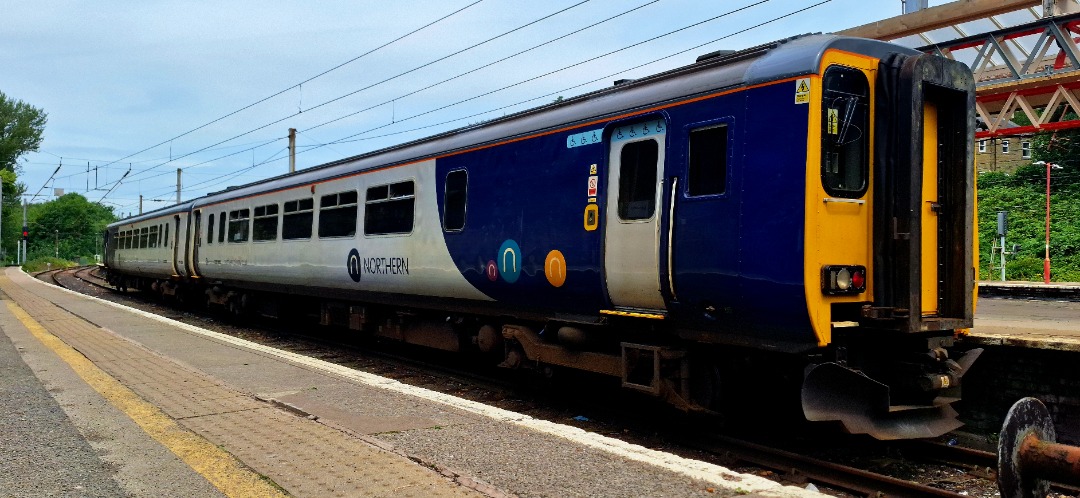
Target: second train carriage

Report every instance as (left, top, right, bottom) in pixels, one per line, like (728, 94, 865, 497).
(104, 34, 981, 439)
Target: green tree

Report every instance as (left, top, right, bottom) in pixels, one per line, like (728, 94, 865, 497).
(26, 193, 115, 262)
(0, 91, 47, 172)
(0, 91, 44, 262)
(0, 169, 25, 263)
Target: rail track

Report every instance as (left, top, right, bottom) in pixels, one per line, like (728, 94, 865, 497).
(38, 266, 1030, 497)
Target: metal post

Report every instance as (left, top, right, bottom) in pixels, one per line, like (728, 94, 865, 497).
(139, 195, 143, 215)
(176, 168, 182, 204)
(1045, 162, 1051, 284)
(22, 198, 28, 264)
(288, 128, 297, 173)
(54, 230, 58, 258)
(998, 211, 1008, 281)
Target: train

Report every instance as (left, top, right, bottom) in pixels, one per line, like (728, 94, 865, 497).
(103, 33, 982, 440)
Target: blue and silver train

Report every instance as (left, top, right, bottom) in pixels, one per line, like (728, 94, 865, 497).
(104, 34, 982, 440)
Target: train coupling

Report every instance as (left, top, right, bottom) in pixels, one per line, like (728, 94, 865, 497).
(800, 348, 983, 440)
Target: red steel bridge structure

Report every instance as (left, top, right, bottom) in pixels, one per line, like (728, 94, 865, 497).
(843, 0, 1080, 139)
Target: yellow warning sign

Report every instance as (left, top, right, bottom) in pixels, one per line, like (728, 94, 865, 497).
(828, 108, 839, 135)
(794, 77, 810, 104)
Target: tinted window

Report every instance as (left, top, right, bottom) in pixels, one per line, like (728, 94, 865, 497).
(253, 204, 279, 241)
(365, 181, 415, 235)
(687, 125, 727, 196)
(164, 224, 169, 248)
(228, 209, 250, 242)
(149, 225, 158, 248)
(283, 198, 314, 240)
(443, 170, 467, 231)
(318, 191, 358, 238)
(207, 214, 214, 245)
(617, 139, 658, 220)
(821, 65, 870, 197)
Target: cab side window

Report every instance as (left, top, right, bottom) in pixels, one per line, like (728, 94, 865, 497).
(820, 65, 870, 197)
(687, 125, 728, 196)
(443, 171, 467, 231)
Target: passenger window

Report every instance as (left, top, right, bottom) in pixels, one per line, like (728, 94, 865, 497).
(149, 225, 159, 248)
(365, 181, 415, 235)
(688, 125, 727, 196)
(253, 204, 279, 241)
(228, 209, 250, 242)
(821, 65, 870, 197)
(140, 227, 149, 249)
(218, 211, 226, 243)
(283, 198, 314, 240)
(318, 191, 358, 238)
(207, 214, 214, 245)
(443, 170, 467, 231)
(618, 139, 659, 220)
(164, 224, 169, 247)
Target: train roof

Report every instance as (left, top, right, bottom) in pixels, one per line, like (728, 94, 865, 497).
(108, 201, 194, 229)
(112, 33, 918, 221)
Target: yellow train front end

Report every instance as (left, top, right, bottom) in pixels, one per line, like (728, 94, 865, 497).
(799, 47, 981, 439)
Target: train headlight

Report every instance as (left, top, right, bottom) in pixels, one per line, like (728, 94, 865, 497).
(822, 265, 866, 295)
(835, 268, 851, 290)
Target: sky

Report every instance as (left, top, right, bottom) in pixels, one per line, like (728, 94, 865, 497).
(0, 0, 1019, 216)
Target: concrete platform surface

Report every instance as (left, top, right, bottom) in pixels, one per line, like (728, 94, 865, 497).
(0, 268, 818, 498)
(970, 292, 1080, 352)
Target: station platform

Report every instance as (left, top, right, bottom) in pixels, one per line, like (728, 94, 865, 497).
(969, 281, 1080, 352)
(0, 267, 817, 498)
(978, 280, 1080, 300)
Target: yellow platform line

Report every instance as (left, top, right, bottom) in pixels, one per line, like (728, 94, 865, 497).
(4, 299, 287, 498)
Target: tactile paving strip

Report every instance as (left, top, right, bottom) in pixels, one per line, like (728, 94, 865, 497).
(0, 278, 481, 498)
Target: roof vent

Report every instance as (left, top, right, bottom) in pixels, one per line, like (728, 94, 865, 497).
(613, 78, 633, 86)
(696, 49, 736, 63)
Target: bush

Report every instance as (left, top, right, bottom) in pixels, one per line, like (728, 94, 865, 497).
(22, 257, 78, 273)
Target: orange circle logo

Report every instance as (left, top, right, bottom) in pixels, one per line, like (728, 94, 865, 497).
(545, 250, 566, 287)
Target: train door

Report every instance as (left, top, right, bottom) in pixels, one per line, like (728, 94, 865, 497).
(667, 119, 739, 319)
(191, 209, 201, 275)
(172, 215, 183, 276)
(921, 103, 939, 316)
(873, 53, 974, 333)
(187, 210, 201, 277)
(604, 118, 666, 311)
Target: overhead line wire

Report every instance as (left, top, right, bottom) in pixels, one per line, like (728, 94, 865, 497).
(136, 0, 831, 201)
(93, 0, 484, 180)
(108, 0, 606, 200)
(318, 0, 783, 145)
(138, 0, 649, 196)
(114, 0, 596, 190)
(304, 0, 660, 132)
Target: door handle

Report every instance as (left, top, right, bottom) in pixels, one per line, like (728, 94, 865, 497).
(667, 177, 678, 301)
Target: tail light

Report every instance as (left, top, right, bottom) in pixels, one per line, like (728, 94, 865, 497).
(822, 265, 866, 295)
